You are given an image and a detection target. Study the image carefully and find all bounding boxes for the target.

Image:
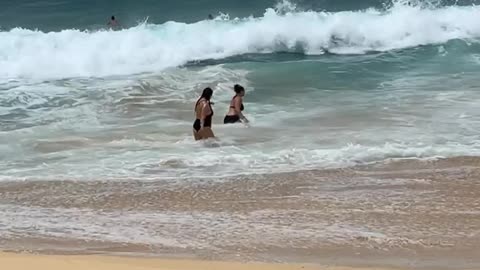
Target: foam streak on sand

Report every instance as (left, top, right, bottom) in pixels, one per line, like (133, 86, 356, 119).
(1, 158, 480, 269)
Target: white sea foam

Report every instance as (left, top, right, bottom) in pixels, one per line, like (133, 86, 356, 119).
(1, 139, 479, 182)
(0, 1, 479, 79)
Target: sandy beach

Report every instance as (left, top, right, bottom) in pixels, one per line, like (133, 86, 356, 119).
(0, 252, 385, 270)
(1, 158, 480, 270)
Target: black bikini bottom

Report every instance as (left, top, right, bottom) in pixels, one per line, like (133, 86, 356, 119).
(193, 119, 201, 132)
(224, 115, 240, 124)
(194, 118, 213, 131)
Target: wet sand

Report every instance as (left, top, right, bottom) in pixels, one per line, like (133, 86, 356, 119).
(1, 157, 480, 269)
(0, 252, 318, 270)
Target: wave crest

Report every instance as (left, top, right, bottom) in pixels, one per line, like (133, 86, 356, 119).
(1, 1, 479, 79)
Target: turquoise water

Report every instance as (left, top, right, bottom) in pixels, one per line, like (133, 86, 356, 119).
(1, 0, 480, 180)
(1, 0, 478, 30)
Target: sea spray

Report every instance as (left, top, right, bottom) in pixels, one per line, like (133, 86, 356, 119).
(0, 1, 479, 79)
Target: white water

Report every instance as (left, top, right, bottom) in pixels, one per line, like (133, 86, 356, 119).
(1, 63, 480, 181)
(1, 1, 480, 181)
(0, 2, 480, 79)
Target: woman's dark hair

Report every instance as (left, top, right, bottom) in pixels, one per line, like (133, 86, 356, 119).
(234, 84, 245, 94)
(195, 87, 213, 109)
(200, 87, 213, 100)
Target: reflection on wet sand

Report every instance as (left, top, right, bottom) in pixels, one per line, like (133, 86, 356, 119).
(1, 157, 479, 269)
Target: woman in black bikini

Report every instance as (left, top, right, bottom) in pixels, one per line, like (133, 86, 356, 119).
(224, 84, 249, 124)
(193, 87, 214, 140)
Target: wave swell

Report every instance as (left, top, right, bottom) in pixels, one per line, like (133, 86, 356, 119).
(1, 0, 480, 79)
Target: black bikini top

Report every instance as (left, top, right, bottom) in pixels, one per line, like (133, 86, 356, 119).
(229, 95, 244, 111)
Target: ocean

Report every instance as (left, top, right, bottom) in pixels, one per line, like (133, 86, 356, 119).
(1, 0, 480, 268)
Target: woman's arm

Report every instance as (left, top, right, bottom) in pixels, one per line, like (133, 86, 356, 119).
(200, 101, 211, 128)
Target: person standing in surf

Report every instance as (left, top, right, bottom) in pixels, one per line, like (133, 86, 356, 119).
(224, 84, 249, 124)
(193, 88, 215, 140)
(107, 15, 120, 29)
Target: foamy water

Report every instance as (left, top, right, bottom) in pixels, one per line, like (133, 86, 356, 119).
(1, 1, 480, 79)
(5, 48, 480, 181)
(2, 59, 480, 181)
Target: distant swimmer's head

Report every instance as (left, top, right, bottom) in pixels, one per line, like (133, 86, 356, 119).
(201, 87, 213, 101)
(208, 14, 214, 20)
(108, 16, 119, 28)
(234, 84, 245, 97)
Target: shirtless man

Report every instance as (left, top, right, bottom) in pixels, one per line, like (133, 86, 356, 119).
(107, 16, 120, 29)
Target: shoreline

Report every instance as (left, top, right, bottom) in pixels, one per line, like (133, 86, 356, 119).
(1, 157, 479, 270)
(0, 252, 387, 270)
(1, 251, 477, 270)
